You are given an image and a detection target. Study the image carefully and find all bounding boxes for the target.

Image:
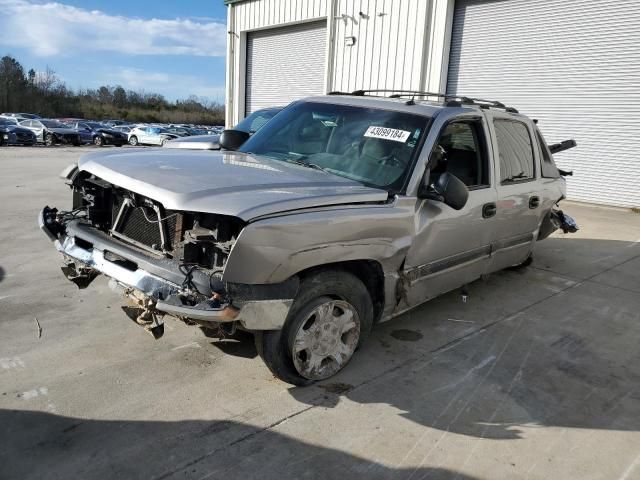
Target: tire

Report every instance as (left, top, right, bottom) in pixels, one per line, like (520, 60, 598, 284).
(115, 143, 123, 147)
(161, 138, 169, 147)
(255, 269, 373, 386)
(44, 133, 54, 147)
(93, 136, 103, 147)
(129, 136, 138, 146)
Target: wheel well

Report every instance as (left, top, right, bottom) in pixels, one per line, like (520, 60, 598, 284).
(297, 260, 385, 323)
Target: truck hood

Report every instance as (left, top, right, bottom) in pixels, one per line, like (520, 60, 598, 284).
(77, 149, 388, 220)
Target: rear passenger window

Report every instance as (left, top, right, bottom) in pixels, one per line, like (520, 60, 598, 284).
(536, 130, 560, 178)
(494, 120, 535, 184)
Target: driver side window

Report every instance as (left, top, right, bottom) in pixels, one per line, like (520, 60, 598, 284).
(430, 120, 489, 189)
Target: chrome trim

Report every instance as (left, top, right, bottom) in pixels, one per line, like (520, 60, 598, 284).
(57, 235, 177, 300)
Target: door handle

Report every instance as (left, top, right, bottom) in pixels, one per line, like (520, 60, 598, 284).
(529, 196, 540, 209)
(482, 202, 497, 218)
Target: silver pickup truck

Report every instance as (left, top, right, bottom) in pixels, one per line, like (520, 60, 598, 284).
(40, 91, 576, 385)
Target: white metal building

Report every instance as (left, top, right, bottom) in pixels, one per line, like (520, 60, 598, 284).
(224, 0, 640, 207)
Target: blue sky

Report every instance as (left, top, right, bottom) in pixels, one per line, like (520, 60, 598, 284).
(0, 0, 229, 103)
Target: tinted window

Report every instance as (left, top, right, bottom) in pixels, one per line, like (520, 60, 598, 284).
(41, 120, 66, 128)
(494, 120, 535, 183)
(430, 121, 489, 188)
(536, 129, 560, 178)
(239, 102, 429, 192)
(235, 108, 281, 133)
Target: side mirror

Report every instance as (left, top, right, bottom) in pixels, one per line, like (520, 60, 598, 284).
(219, 129, 250, 151)
(421, 172, 469, 210)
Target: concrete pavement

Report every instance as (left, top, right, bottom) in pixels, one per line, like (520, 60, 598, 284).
(1, 146, 639, 479)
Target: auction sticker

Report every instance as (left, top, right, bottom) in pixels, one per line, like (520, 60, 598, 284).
(364, 126, 411, 143)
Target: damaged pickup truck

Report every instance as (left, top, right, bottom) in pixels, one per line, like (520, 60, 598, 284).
(40, 92, 577, 385)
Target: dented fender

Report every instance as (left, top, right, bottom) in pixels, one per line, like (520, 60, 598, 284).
(222, 199, 417, 320)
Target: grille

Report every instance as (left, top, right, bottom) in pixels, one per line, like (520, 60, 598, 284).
(111, 195, 178, 251)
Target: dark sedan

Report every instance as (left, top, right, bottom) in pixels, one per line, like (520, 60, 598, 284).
(70, 121, 128, 147)
(0, 118, 37, 146)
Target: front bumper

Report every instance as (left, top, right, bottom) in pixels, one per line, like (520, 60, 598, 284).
(39, 207, 294, 330)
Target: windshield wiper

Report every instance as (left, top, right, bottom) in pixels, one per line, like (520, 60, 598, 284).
(285, 157, 330, 173)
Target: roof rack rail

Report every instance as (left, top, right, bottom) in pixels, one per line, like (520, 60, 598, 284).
(328, 89, 518, 113)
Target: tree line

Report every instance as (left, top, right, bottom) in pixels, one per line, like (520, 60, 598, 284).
(0, 55, 225, 125)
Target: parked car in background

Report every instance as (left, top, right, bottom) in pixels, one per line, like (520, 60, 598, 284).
(0, 118, 37, 146)
(164, 127, 192, 137)
(0, 116, 20, 126)
(20, 119, 81, 146)
(102, 120, 128, 127)
(128, 126, 179, 146)
(112, 125, 133, 135)
(2, 112, 41, 121)
(69, 121, 128, 147)
(164, 107, 282, 151)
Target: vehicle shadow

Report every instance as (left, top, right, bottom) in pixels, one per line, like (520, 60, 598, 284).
(204, 329, 258, 359)
(0, 266, 4, 283)
(0, 409, 479, 480)
(288, 237, 640, 440)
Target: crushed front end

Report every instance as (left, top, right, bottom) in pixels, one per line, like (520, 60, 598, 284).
(39, 165, 297, 337)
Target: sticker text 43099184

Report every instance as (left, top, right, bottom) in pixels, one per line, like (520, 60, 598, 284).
(364, 126, 411, 143)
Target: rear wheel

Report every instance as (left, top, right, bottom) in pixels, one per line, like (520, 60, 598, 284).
(255, 269, 373, 386)
(129, 135, 138, 146)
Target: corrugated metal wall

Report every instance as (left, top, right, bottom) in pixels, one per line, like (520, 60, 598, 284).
(229, 0, 328, 30)
(448, 0, 640, 208)
(226, 0, 440, 126)
(330, 0, 430, 93)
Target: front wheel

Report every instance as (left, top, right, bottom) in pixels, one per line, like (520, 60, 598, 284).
(44, 133, 54, 146)
(255, 269, 373, 386)
(129, 136, 138, 146)
(93, 135, 104, 146)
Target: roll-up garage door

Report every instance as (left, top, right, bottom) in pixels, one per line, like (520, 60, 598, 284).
(245, 21, 327, 116)
(447, 0, 640, 208)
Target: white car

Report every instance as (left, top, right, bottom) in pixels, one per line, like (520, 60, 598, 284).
(128, 127, 179, 146)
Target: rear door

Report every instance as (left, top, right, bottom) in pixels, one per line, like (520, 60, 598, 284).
(402, 113, 498, 308)
(486, 111, 543, 271)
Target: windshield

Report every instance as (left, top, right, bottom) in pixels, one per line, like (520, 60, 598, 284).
(238, 102, 429, 191)
(41, 120, 67, 128)
(235, 107, 281, 134)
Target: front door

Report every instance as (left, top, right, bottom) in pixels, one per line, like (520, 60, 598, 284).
(401, 115, 498, 310)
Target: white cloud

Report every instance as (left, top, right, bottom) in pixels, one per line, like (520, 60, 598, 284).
(103, 67, 225, 102)
(0, 0, 227, 57)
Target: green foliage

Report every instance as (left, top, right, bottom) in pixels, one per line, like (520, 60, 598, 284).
(0, 55, 224, 125)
